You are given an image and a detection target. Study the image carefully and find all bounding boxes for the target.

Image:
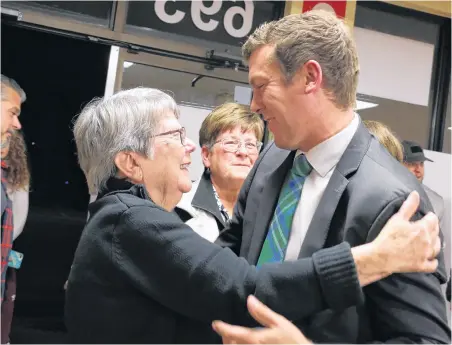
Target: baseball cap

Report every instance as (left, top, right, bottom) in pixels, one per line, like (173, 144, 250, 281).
(402, 140, 433, 163)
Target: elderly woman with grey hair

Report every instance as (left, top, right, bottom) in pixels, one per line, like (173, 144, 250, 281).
(65, 87, 441, 344)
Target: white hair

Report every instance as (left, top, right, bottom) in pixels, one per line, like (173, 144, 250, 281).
(73, 87, 180, 194)
(1, 74, 26, 103)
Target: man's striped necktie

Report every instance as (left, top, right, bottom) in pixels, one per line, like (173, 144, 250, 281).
(257, 154, 312, 267)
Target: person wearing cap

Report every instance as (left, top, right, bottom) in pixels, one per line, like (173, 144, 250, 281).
(402, 140, 450, 309)
(402, 140, 445, 229)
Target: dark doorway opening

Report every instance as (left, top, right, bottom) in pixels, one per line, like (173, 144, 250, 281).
(1, 22, 109, 343)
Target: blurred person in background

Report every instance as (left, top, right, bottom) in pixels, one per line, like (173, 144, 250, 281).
(1, 74, 26, 344)
(402, 140, 445, 228)
(402, 140, 450, 307)
(175, 103, 264, 242)
(364, 120, 403, 162)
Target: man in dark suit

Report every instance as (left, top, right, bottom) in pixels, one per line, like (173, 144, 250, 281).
(216, 10, 450, 343)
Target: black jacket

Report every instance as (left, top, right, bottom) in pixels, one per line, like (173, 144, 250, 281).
(65, 180, 363, 344)
(217, 121, 450, 343)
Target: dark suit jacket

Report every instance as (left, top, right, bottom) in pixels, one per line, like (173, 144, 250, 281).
(65, 180, 364, 344)
(217, 121, 450, 343)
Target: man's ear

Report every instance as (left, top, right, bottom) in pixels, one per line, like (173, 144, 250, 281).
(114, 151, 143, 183)
(301, 60, 323, 93)
(294, 60, 322, 94)
(201, 146, 211, 169)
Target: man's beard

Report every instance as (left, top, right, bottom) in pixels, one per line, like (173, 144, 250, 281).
(0, 133, 11, 149)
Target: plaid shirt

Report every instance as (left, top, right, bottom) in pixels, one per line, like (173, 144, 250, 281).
(1, 160, 13, 302)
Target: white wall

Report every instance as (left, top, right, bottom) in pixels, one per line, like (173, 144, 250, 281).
(354, 27, 435, 106)
(424, 150, 451, 265)
(423, 150, 451, 319)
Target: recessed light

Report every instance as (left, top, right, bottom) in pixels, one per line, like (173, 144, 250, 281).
(355, 100, 378, 110)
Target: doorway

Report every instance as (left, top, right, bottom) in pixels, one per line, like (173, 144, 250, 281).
(1, 23, 109, 343)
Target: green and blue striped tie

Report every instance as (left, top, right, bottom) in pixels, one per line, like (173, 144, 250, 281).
(257, 154, 312, 267)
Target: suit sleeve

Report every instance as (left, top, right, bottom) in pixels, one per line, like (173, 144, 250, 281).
(114, 206, 363, 326)
(364, 195, 450, 344)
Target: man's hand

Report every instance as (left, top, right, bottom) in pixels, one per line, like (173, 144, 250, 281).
(212, 295, 311, 344)
(373, 191, 440, 274)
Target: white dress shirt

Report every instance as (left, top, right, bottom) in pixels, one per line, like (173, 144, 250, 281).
(284, 115, 359, 261)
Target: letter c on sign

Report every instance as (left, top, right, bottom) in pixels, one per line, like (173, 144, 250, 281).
(155, 0, 185, 24)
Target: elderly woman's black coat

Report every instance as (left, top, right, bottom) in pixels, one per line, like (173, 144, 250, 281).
(64, 179, 362, 344)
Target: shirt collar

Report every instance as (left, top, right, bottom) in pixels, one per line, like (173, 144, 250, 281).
(297, 114, 360, 177)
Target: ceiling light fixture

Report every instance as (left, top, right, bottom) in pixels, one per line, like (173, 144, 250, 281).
(355, 100, 378, 111)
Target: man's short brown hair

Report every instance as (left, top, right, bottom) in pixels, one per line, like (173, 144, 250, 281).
(242, 10, 359, 110)
(199, 103, 264, 148)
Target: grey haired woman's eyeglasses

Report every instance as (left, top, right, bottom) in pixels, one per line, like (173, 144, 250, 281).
(151, 127, 186, 145)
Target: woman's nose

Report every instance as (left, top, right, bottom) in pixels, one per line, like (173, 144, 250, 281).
(235, 143, 248, 156)
(184, 137, 196, 153)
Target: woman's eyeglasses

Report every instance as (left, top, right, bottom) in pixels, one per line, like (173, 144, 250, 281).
(214, 138, 263, 154)
(151, 127, 186, 146)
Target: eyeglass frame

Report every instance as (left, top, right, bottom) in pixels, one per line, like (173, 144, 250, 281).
(213, 138, 263, 154)
(151, 127, 186, 146)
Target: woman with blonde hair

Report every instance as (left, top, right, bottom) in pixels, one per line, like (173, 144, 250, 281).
(176, 103, 264, 242)
(363, 120, 404, 162)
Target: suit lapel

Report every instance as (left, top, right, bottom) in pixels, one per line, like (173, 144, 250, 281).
(298, 121, 372, 259)
(246, 147, 296, 264)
